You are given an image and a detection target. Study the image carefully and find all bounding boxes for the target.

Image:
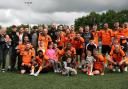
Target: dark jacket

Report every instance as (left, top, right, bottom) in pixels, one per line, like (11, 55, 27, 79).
(9, 32, 19, 48)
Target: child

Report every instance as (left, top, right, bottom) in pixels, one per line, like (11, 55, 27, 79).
(86, 38, 97, 54)
(81, 50, 95, 75)
(46, 43, 59, 73)
(61, 49, 77, 76)
(30, 50, 49, 76)
(20, 43, 35, 74)
(53, 43, 64, 71)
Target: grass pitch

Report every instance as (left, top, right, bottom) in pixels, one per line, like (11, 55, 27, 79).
(0, 71, 128, 89)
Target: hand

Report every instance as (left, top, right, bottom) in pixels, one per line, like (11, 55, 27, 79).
(17, 50, 20, 53)
(113, 62, 117, 65)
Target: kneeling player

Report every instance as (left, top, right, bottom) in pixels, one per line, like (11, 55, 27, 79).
(108, 45, 126, 72)
(93, 49, 105, 75)
(20, 43, 35, 74)
(30, 50, 49, 76)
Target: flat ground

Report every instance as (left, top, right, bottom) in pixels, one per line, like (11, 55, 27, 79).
(0, 71, 128, 89)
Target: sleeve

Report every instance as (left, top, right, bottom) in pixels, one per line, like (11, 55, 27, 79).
(35, 56, 38, 61)
(44, 55, 49, 60)
(120, 49, 125, 57)
(72, 48, 76, 55)
(48, 35, 52, 42)
(20, 50, 24, 56)
(92, 56, 96, 61)
(99, 55, 104, 62)
(31, 48, 35, 57)
(98, 30, 102, 38)
(109, 29, 113, 37)
(90, 33, 94, 39)
(38, 34, 42, 41)
(0, 36, 5, 44)
(80, 37, 85, 43)
(110, 48, 114, 56)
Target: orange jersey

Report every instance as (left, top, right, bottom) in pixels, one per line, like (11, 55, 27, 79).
(110, 48, 125, 63)
(91, 31, 99, 46)
(17, 44, 25, 54)
(114, 30, 125, 42)
(123, 28, 128, 37)
(100, 29, 112, 45)
(59, 36, 68, 47)
(60, 31, 66, 38)
(38, 34, 52, 50)
(69, 47, 76, 57)
(21, 49, 35, 65)
(94, 54, 104, 71)
(17, 43, 33, 55)
(73, 37, 85, 49)
(66, 34, 75, 46)
(36, 55, 49, 66)
(110, 45, 121, 52)
(54, 48, 65, 61)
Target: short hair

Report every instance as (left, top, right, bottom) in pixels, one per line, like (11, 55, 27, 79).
(89, 38, 94, 41)
(38, 50, 43, 54)
(12, 25, 17, 28)
(93, 48, 98, 52)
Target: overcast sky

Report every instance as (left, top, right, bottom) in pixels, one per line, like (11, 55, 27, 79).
(0, 0, 128, 26)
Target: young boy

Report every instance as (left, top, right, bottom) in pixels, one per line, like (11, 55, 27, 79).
(30, 50, 49, 76)
(20, 43, 35, 74)
(86, 38, 97, 54)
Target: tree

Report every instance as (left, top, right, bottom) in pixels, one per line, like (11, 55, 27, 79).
(74, 9, 128, 31)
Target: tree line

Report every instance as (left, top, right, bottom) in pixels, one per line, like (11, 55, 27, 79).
(74, 9, 128, 30)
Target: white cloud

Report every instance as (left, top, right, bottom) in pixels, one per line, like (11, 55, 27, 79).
(0, 0, 127, 26)
(0, 9, 88, 26)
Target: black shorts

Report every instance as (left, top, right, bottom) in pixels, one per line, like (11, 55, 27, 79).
(21, 65, 31, 72)
(76, 48, 83, 55)
(102, 45, 111, 55)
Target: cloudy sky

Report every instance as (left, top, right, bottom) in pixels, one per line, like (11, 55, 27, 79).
(0, 0, 128, 26)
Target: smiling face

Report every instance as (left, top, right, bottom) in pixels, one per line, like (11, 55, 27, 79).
(76, 33, 80, 39)
(43, 29, 48, 35)
(38, 51, 43, 58)
(79, 27, 84, 33)
(23, 36, 29, 43)
(48, 43, 53, 49)
(12, 27, 17, 32)
(92, 25, 97, 31)
(0, 27, 7, 35)
(124, 22, 128, 28)
(114, 22, 120, 28)
(85, 26, 90, 33)
(25, 43, 31, 50)
(104, 23, 109, 29)
(93, 49, 98, 57)
(19, 27, 24, 33)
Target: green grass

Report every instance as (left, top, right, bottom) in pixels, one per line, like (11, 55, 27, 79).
(0, 71, 128, 89)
